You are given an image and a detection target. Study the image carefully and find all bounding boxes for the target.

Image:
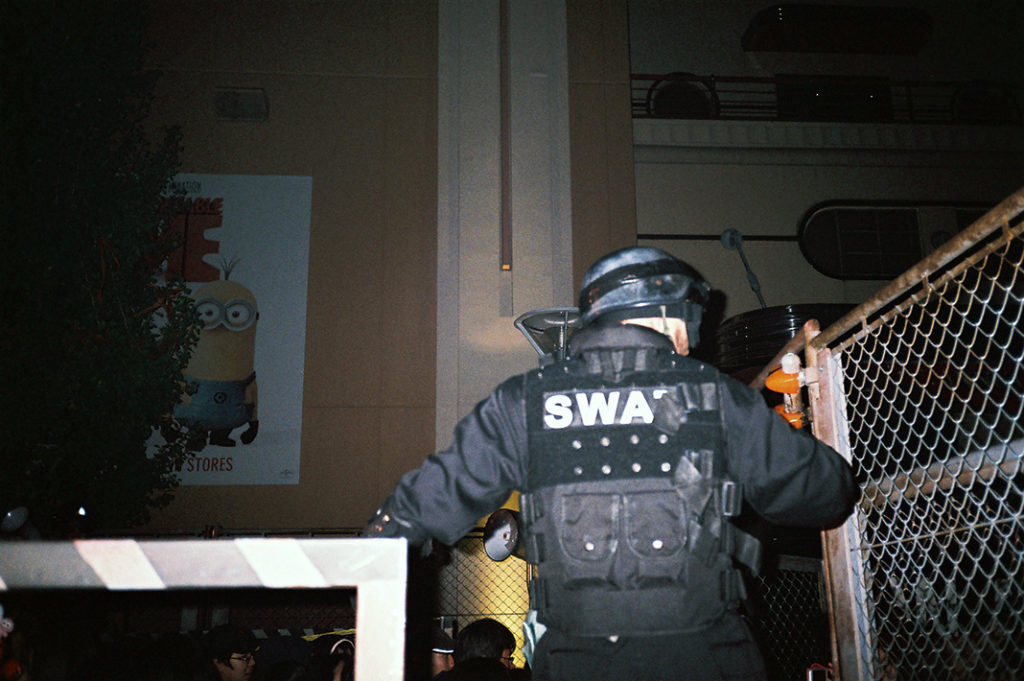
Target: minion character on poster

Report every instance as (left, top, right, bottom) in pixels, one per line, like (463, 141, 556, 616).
(174, 263, 260, 447)
(162, 172, 310, 485)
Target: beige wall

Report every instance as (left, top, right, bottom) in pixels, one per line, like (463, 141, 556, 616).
(142, 1, 636, 533)
(567, 0, 637, 286)
(144, 0, 440, 531)
(627, 0, 1024, 324)
(633, 123, 1024, 322)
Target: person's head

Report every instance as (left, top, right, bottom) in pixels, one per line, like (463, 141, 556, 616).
(453, 618, 515, 669)
(577, 246, 710, 355)
(259, 658, 309, 681)
(204, 624, 257, 681)
(307, 634, 354, 681)
(450, 657, 510, 681)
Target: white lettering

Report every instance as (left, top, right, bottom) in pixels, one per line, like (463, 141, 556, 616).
(544, 394, 574, 429)
(619, 389, 655, 424)
(541, 386, 676, 430)
(576, 391, 620, 426)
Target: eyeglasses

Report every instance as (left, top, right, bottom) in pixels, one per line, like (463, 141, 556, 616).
(230, 654, 255, 665)
(195, 297, 258, 331)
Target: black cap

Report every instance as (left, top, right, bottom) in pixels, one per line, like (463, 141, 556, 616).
(431, 623, 455, 655)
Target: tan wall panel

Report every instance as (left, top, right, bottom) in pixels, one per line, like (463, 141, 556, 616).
(142, 1, 438, 532)
(300, 407, 387, 528)
(149, 1, 404, 76)
(141, 0, 634, 533)
(384, 1, 442, 78)
(304, 200, 387, 409)
(566, 0, 631, 83)
(567, 0, 637, 287)
(380, 77, 438, 403)
(378, 407, 438, 498)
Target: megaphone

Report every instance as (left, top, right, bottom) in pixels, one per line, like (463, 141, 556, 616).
(483, 508, 525, 561)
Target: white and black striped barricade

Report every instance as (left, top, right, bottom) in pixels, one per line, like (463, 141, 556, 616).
(0, 537, 407, 681)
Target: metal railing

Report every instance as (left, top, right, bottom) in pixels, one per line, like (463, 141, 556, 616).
(632, 73, 1023, 126)
(807, 187, 1024, 680)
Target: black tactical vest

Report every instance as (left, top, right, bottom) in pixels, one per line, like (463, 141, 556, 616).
(520, 344, 758, 636)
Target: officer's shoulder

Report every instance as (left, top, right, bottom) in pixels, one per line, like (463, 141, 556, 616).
(523, 354, 583, 376)
(676, 355, 761, 398)
(675, 354, 712, 370)
(491, 371, 525, 391)
(492, 369, 537, 399)
(674, 354, 725, 377)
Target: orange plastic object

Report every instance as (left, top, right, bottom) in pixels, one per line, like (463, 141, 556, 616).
(774, 403, 804, 429)
(766, 367, 801, 394)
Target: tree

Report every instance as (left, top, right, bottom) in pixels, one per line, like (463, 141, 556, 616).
(0, 0, 202, 535)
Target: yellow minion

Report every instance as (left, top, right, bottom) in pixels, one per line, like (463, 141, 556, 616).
(174, 277, 259, 446)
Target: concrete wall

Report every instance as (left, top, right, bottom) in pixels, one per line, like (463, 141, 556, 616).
(628, 0, 1023, 81)
(568, 0, 638, 282)
(634, 124, 1024, 321)
(141, 0, 635, 532)
(628, 1, 1024, 323)
(143, 0, 440, 531)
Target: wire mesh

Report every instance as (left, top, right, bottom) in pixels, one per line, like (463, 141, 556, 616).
(748, 556, 833, 681)
(436, 535, 530, 669)
(436, 537, 834, 679)
(817, 193, 1024, 681)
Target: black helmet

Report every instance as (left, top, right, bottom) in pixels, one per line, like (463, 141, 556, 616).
(577, 246, 710, 346)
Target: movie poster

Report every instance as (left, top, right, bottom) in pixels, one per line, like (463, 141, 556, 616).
(163, 173, 312, 485)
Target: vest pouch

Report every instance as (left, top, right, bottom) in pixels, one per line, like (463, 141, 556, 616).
(624, 490, 688, 587)
(557, 492, 619, 588)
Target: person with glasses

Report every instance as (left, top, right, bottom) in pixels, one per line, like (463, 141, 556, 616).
(203, 624, 258, 681)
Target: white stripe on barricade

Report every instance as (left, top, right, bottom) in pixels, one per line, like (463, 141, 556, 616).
(235, 538, 329, 588)
(75, 539, 166, 589)
(0, 537, 408, 681)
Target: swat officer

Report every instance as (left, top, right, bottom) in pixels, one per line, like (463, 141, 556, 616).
(364, 246, 858, 680)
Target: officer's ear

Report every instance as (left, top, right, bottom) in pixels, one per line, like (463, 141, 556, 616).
(670, 319, 690, 355)
(622, 318, 690, 355)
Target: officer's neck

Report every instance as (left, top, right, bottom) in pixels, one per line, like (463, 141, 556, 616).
(569, 322, 678, 356)
(621, 317, 690, 355)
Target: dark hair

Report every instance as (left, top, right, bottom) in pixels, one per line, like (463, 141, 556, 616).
(454, 619, 515, 664)
(203, 624, 257, 664)
(258, 659, 309, 681)
(450, 657, 510, 681)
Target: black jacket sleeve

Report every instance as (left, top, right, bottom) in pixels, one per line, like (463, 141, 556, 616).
(720, 375, 859, 527)
(365, 374, 530, 546)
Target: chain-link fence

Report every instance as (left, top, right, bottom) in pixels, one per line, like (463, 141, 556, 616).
(748, 556, 833, 681)
(436, 534, 832, 679)
(810, 187, 1024, 681)
(436, 534, 530, 668)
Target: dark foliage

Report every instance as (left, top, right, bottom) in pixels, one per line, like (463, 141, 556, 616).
(0, 0, 201, 534)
